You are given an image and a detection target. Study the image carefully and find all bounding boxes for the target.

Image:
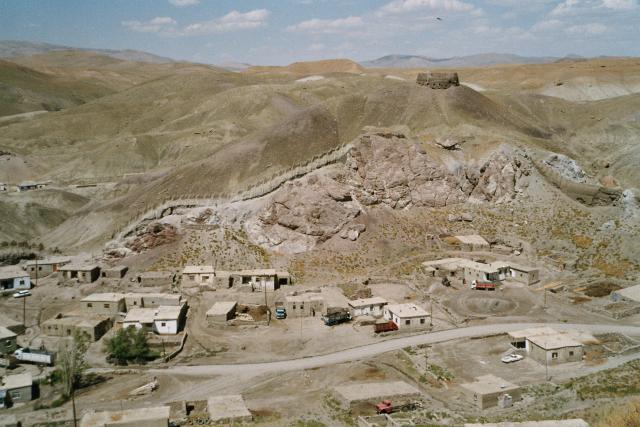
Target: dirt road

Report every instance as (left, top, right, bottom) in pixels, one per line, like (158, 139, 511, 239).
(139, 322, 640, 377)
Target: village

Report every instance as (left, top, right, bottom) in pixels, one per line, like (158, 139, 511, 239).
(2, 228, 640, 427)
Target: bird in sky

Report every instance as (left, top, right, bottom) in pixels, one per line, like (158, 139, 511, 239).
(436, 17, 443, 21)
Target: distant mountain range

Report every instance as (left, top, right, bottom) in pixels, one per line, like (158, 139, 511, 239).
(0, 40, 174, 64)
(360, 53, 570, 69)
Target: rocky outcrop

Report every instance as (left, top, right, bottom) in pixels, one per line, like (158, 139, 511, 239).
(125, 222, 179, 252)
(245, 171, 361, 253)
(346, 132, 527, 209)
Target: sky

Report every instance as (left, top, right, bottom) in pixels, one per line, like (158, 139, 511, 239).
(1, 0, 638, 65)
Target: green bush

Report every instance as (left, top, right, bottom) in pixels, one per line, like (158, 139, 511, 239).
(104, 327, 153, 365)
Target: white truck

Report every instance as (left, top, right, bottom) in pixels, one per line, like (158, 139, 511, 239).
(13, 348, 55, 366)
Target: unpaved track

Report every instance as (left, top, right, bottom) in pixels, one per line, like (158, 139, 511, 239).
(144, 323, 640, 377)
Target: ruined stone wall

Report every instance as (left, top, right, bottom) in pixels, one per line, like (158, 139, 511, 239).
(416, 72, 460, 89)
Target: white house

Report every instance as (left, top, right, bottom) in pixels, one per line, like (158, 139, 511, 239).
(348, 297, 388, 318)
(123, 304, 186, 335)
(383, 303, 430, 330)
(0, 267, 31, 295)
(182, 265, 215, 285)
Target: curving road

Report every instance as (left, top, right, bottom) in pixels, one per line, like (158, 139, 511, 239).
(146, 322, 640, 377)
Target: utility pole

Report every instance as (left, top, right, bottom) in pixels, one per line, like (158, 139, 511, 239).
(430, 297, 434, 327)
(545, 352, 549, 381)
(71, 385, 78, 427)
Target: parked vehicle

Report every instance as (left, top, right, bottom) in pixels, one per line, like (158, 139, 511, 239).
(13, 348, 55, 366)
(501, 353, 524, 363)
(12, 290, 31, 298)
(322, 311, 351, 326)
(375, 400, 421, 414)
(275, 307, 287, 319)
(374, 321, 398, 333)
(471, 281, 496, 291)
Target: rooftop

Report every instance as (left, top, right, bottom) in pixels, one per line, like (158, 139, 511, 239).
(102, 265, 128, 272)
(43, 314, 109, 328)
(182, 265, 215, 274)
(0, 326, 17, 340)
(348, 297, 388, 308)
(79, 406, 170, 427)
(528, 333, 583, 350)
(125, 292, 181, 301)
(454, 235, 490, 246)
(82, 293, 124, 303)
(59, 264, 99, 272)
(385, 303, 429, 318)
(0, 266, 29, 280)
(461, 374, 519, 395)
(0, 313, 22, 330)
(124, 305, 184, 323)
(333, 381, 421, 402)
(138, 271, 174, 278)
(207, 395, 252, 422)
(1, 373, 32, 390)
(206, 301, 237, 317)
(614, 284, 640, 302)
(235, 268, 278, 276)
(508, 327, 560, 340)
(285, 293, 324, 302)
(509, 263, 538, 273)
(24, 256, 71, 266)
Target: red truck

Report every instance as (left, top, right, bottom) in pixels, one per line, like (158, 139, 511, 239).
(374, 321, 398, 333)
(374, 400, 420, 414)
(471, 281, 496, 291)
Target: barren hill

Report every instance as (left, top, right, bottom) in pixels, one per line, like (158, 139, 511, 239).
(247, 59, 364, 75)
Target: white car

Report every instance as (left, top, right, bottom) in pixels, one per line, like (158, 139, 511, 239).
(501, 354, 523, 363)
(12, 290, 31, 298)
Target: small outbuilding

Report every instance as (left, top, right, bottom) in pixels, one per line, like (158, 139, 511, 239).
(0, 313, 24, 335)
(527, 334, 583, 365)
(207, 395, 253, 424)
(206, 302, 237, 324)
(0, 326, 18, 355)
(508, 263, 540, 285)
(461, 375, 521, 410)
(101, 265, 128, 279)
(465, 420, 589, 427)
(59, 264, 101, 283)
(0, 373, 33, 405)
(0, 267, 31, 294)
(226, 269, 289, 291)
(124, 293, 182, 310)
(80, 405, 170, 427)
(136, 271, 175, 287)
(332, 381, 421, 409)
(453, 235, 490, 251)
(81, 293, 126, 317)
(383, 303, 430, 329)
(24, 256, 71, 279)
(348, 297, 388, 318)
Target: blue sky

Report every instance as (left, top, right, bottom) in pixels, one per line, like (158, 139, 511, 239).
(1, 0, 638, 64)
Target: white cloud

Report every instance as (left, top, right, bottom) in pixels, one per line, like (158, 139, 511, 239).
(168, 0, 199, 7)
(565, 22, 608, 33)
(287, 16, 364, 34)
(531, 18, 563, 31)
(601, 0, 636, 9)
(183, 9, 270, 35)
(550, 0, 581, 16)
(379, 0, 477, 14)
(122, 17, 177, 34)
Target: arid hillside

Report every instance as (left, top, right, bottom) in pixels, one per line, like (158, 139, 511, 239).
(0, 53, 638, 258)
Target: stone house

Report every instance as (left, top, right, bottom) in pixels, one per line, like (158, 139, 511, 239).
(24, 257, 71, 279)
(226, 269, 290, 291)
(0, 373, 33, 406)
(383, 303, 430, 329)
(42, 314, 113, 341)
(79, 406, 170, 427)
(0, 267, 31, 295)
(508, 263, 540, 285)
(206, 302, 237, 324)
(124, 293, 182, 310)
(101, 265, 128, 279)
(59, 264, 101, 283)
(123, 304, 187, 335)
(182, 265, 215, 285)
(348, 297, 388, 318)
(527, 334, 583, 365)
(136, 271, 175, 287)
(461, 375, 521, 410)
(283, 293, 325, 317)
(81, 293, 126, 317)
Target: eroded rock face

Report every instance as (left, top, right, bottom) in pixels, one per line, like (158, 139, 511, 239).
(125, 222, 179, 252)
(346, 133, 527, 208)
(245, 172, 361, 253)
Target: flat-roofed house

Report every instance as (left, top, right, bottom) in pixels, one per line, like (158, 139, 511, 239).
(228, 269, 290, 291)
(453, 235, 490, 251)
(383, 303, 430, 329)
(0, 267, 31, 295)
(527, 334, 583, 365)
(59, 264, 101, 283)
(508, 263, 540, 285)
(24, 257, 71, 279)
(348, 297, 388, 318)
(461, 375, 521, 410)
(283, 293, 325, 317)
(81, 293, 126, 316)
(80, 406, 170, 427)
(42, 313, 113, 341)
(206, 302, 237, 324)
(101, 265, 128, 279)
(123, 304, 187, 335)
(0, 373, 33, 405)
(462, 260, 507, 284)
(0, 313, 24, 335)
(207, 395, 253, 424)
(0, 183, 6, 192)
(136, 271, 175, 287)
(182, 265, 215, 285)
(17, 181, 49, 192)
(507, 327, 560, 350)
(124, 293, 182, 310)
(0, 326, 17, 355)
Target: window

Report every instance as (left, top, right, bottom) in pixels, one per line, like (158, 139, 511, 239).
(202, 276, 209, 281)
(293, 304, 296, 309)
(569, 351, 574, 356)
(161, 322, 166, 327)
(420, 318, 425, 324)
(104, 304, 110, 309)
(300, 303, 304, 310)
(552, 352, 558, 359)
(10, 391, 20, 399)
(87, 303, 93, 308)
(19, 280, 25, 286)
(405, 320, 410, 325)
(189, 275, 195, 280)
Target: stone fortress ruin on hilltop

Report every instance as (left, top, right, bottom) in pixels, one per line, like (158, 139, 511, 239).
(417, 71, 460, 89)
